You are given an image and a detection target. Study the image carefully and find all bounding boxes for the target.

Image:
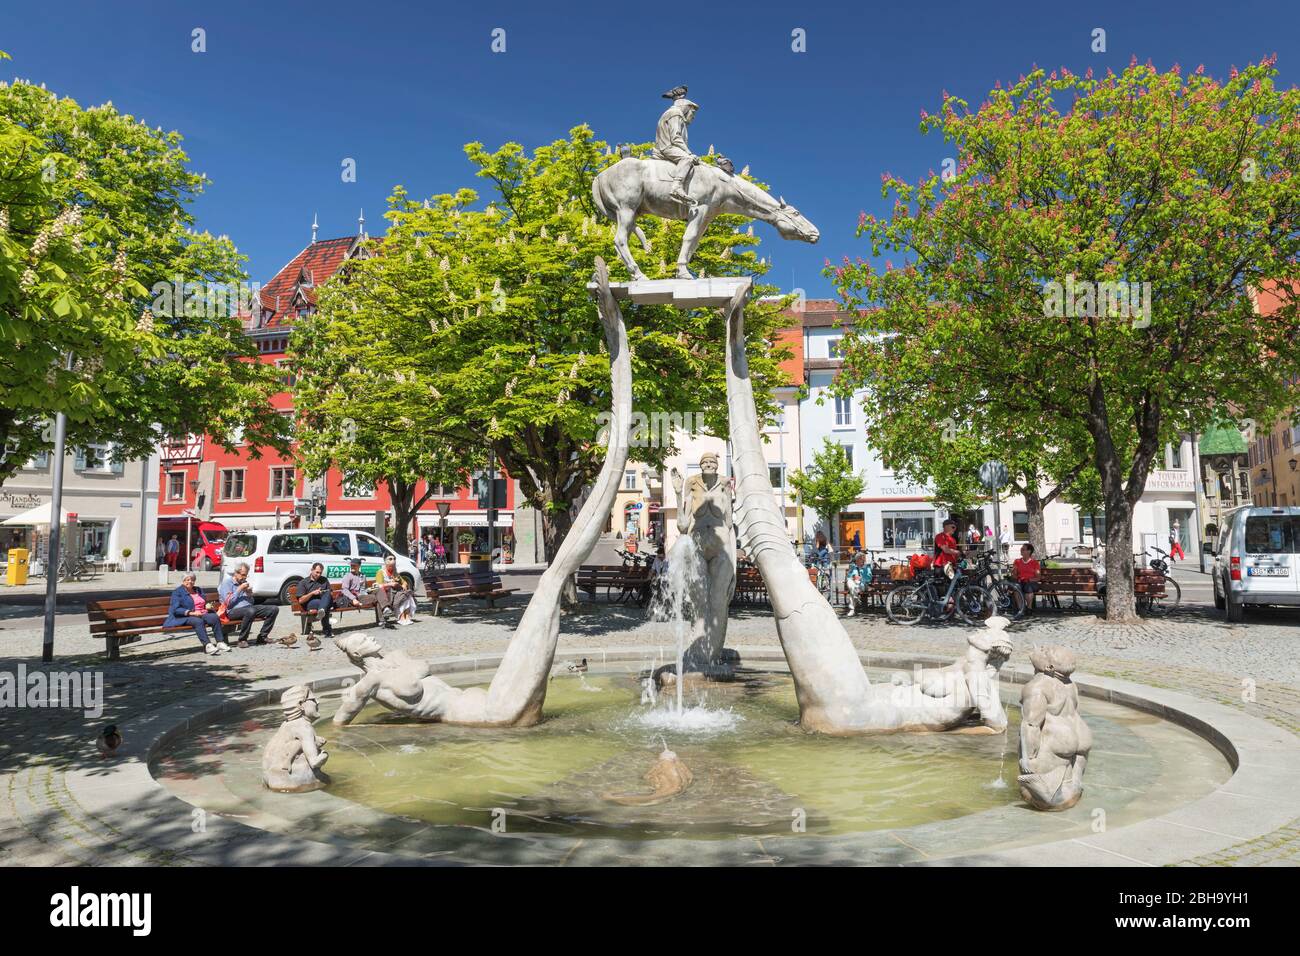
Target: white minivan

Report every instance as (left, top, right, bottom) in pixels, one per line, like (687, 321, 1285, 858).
(220, 529, 420, 605)
(1210, 505, 1300, 622)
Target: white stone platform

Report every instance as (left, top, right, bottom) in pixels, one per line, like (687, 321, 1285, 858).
(587, 276, 752, 308)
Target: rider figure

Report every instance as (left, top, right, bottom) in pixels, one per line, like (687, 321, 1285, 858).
(653, 94, 700, 206)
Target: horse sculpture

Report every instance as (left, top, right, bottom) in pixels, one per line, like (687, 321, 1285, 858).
(591, 158, 819, 280)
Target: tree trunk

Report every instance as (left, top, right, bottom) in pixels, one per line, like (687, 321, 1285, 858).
(542, 503, 579, 605)
(387, 479, 416, 555)
(1024, 488, 1048, 557)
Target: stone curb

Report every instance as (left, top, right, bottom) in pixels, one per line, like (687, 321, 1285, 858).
(63, 647, 1300, 867)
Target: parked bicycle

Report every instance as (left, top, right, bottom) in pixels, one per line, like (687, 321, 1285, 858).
(967, 550, 1027, 620)
(58, 555, 93, 582)
(1096, 547, 1181, 615)
(885, 563, 997, 626)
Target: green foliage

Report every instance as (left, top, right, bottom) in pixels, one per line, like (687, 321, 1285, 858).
(0, 78, 285, 480)
(833, 58, 1300, 611)
(293, 126, 791, 557)
(788, 438, 866, 543)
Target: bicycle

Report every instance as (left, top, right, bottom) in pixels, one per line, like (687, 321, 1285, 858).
(967, 550, 1027, 620)
(805, 556, 833, 600)
(1097, 548, 1182, 615)
(58, 555, 93, 582)
(885, 562, 997, 626)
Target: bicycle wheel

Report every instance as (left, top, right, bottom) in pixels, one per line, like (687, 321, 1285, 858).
(992, 581, 1026, 620)
(955, 585, 997, 625)
(885, 585, 927, 626)
(1142, 576, 1181, 616)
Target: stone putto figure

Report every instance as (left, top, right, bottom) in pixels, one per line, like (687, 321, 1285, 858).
(331, 633, 479, 725)
(670, 452, 737, 672)
(262, 685, 330, 792)
(1017, 645, 1092, 810)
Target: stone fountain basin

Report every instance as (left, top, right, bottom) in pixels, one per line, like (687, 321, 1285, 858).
(68, 647, 1300, 867)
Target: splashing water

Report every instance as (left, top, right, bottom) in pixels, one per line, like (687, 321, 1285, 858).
(647, 535, 705, 716)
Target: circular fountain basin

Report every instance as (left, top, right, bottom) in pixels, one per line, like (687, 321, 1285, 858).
(150, 662, 1231, 865)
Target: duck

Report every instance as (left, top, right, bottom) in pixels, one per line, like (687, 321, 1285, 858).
(566, 658, 589, 673)
(97, 725, 123, 758)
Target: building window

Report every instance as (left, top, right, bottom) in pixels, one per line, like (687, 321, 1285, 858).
(22, 451, 50, 470)
(277, 410, 295, 439)
(77, 443, 120, 473)
(840, 443, 855, 470)
(834, 395, 853, 428)
(166, 472, 186, 502)
(1013, 511, 1030, 540)
(769, 464, 786, 488)
(882, 512, 933, 549)
(219, 468, 245, 502)
(426, 482, 457, 497)
(342, 473, 374, 499)
(827, 337, 842, 359)
(624, 470, 637, 490)
(1169, 443, 1183, 470)
(269, 467, 296, 500)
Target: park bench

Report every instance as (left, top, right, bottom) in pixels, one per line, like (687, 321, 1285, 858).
(1134, 567, 1168, 601)
(285, 581, 381, 634)
(732, 564, 768, 606)
(1036, 567, 1100, 610)
(88, 596, 192, 660)
(423, 570, 518, 615)
(574, 565, 652, 606)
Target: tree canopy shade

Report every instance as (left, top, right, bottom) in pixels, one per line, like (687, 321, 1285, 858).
(832, 58, 1300, 620)
(291, 127, 792, 561)
(788, 438, 865, 547)
(0, 72, 285, 482)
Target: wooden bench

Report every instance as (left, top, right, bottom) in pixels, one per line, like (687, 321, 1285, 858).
(1037, 568, 1100, 610)
(424, 570, 519, 615)
(286, 581, 382, 634)
(732, 564, 768, 606)
(1134, 568, 1168, 600)
(574, 565, 652, 606)
(88, 596, 194, 660)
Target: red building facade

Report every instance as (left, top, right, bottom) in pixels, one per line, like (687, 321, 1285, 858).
(156, 230, 514, 548)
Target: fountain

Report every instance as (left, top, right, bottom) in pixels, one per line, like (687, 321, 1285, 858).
(137, 93, 1253, 866)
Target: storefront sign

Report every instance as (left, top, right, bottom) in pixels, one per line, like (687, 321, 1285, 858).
(1145, 470, 1194, 493)
(0, 491, 43, 510)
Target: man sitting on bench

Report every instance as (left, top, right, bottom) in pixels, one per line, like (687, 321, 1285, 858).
(336, 559, 377, 613)
(1013, 543, 1041, 613)
(219, 562, 280, 647)
(297, 562, 333, 648)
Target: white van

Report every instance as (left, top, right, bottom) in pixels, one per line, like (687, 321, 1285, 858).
(1210, 505, 1300, 622)
(220, 529, 420, 604)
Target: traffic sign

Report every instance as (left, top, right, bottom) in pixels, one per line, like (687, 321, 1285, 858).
(979, 460, 1008, 488)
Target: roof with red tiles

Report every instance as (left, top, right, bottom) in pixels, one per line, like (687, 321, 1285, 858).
(249, 236, 361, 328)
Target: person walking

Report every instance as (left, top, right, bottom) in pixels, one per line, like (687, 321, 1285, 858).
(1169, 520, 1186, 561)
(165, 572, 229, 655)
(999, 525, 1012, 559)
(165, 534, 180, 570)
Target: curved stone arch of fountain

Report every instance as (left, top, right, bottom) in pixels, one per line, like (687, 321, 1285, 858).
(67, 648, 1300, 867)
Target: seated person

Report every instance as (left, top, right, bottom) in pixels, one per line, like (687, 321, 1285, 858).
(934, 518, 962, 576)
(219, 561, 279, 646)
(1013, 543, 1041, 612)
(165, 573, 230, 655)
(375, 554, 417, 627)
(297, 562, 333, 646)
(844, 551, 871, 617)
(336, 558, 376, 609)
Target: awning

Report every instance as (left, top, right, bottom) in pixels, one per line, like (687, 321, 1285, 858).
(1, 503, 112, 526)
(213, 516, 283, 530)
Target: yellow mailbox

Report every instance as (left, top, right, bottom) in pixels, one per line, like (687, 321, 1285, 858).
(5, 548, 29, 586)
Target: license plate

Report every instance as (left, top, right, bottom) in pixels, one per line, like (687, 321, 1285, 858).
(1247, 566, 1289, 577)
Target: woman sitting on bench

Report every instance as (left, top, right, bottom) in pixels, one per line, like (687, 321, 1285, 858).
(376, 555, 417, 627)
(166, 572, 231, 656)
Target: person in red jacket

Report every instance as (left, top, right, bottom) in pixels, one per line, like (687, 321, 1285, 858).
(1013, 543, 1042, 613)
(934, 518, 961, 572)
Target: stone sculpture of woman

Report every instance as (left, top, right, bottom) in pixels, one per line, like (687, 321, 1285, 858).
(908, 618, 1014, 733)
(669, 451, 736, 672)
(330, 633, 470, 725)
(1017, 645, 1092, 810)
(262, 685, 330, 792)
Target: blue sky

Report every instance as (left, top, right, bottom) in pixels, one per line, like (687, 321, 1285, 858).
(3, 0, 1297, 296)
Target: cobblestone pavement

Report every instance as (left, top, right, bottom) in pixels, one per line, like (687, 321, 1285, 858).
(1, 587, 1297, 866)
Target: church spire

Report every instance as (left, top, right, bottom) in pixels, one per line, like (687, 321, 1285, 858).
(311, 212, 318, 245)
